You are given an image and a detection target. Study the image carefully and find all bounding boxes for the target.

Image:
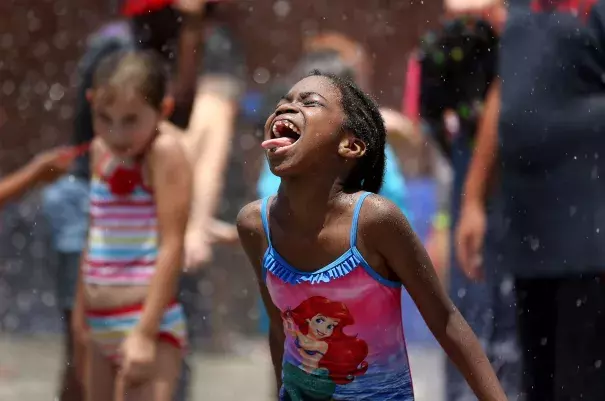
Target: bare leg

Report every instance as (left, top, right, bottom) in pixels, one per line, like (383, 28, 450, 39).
(59, 310, 85, 401)
(124, 342, 182, 401)
(86, 341, 115, 401)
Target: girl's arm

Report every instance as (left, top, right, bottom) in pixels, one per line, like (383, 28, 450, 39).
(362, 196, 506, 401)
(0, 147, 78, 208)
(236, 201, 285, 396)
(136, 134, 192, 338)
(183, 84, 238, 269)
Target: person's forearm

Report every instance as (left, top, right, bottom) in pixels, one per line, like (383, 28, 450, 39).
(438, 311, 507, 400)
(461, 81, 500, 208)
(269, 327, 285, 394)
(187, 94, 236, 232)
(0, 162, 41, 208)
(137, 241, 183, 337)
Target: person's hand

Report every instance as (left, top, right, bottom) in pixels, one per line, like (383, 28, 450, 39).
(31, 146, 80, 183)
(173, 0, 207, 15)
(379, 108, 420, 147)
(208, 219, 240, 246)
(455, 201, 487, 281)
(184, 229, 213, 272)
(119, 329, 156, 387)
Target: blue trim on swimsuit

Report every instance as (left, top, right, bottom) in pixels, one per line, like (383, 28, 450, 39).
(260, 192, 400, 288)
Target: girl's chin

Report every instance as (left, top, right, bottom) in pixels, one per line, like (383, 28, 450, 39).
(268, 160, 294, 177)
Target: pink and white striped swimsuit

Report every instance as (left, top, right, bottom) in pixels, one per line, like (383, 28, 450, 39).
(84, 157, 158, 286)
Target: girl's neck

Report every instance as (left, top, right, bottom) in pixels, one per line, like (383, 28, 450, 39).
(275, 175, 346, 233)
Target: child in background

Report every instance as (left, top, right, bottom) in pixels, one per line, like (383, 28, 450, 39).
(72, 50, 192, 401)
(238, 72, 506, 400)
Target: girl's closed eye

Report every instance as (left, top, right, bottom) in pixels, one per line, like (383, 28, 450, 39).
(97, 112, 112, 124)
(122, 114, 139, 127)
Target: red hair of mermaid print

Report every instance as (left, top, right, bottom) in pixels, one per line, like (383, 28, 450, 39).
(283, 296, 369, 385)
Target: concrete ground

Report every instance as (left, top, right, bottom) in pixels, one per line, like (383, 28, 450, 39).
(0, 335, 444, 401)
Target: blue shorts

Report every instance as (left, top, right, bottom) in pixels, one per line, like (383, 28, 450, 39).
(42, 175, 89, 310)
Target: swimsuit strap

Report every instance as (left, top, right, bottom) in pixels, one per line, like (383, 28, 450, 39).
(350, 192, 372, 248)
(261, 196, 273, 247)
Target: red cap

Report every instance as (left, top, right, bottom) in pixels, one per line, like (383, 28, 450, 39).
(122, 0, 228, 17)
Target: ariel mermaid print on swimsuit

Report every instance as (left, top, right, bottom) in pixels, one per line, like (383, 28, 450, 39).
(280, 296, 369, 401)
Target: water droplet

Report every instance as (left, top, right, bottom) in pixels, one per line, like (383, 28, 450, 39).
(273, 0, 291, 17)
(253, 67, 271, 84)
(2, 80, 15, 96)
(49, 83, 64, 101)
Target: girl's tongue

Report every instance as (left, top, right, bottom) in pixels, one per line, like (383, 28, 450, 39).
(261, 137, 296, 150)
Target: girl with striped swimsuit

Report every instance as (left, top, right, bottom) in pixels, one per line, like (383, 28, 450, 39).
(73, 50, 192, 401)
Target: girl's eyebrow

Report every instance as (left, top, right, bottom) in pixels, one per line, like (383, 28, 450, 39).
(280, 91, 328, 102)
(300, 91, 327, 101)
(280, 93, 293, 102)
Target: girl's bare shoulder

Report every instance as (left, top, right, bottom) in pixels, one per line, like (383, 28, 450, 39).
(148, 126, 188, 162)
(236, 200, 269, 266)
(236, 200, 265, 238)
(356, 193, 414, 241)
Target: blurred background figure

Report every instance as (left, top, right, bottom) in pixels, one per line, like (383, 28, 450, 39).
(457, 0, 605, 399)
(410, 1, 522, 399)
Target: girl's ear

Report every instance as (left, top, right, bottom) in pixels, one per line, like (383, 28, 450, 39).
(161, 96, 175, 119)
(338, 135, 367, 159)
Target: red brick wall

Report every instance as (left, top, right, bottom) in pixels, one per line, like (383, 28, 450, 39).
(223, 0, 442, 107)
(0, 0, 113, 173)
(1, 0, 440, 173)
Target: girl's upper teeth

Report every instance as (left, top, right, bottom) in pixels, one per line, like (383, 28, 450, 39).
(272, 120, 300, 136)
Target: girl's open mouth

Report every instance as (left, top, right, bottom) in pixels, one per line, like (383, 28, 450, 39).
(262, 119, 301, 154)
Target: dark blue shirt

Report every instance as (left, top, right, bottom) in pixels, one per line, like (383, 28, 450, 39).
(490, 0, 605, 275)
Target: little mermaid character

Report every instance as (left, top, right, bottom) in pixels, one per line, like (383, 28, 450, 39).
(281, 296, 369, 401)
